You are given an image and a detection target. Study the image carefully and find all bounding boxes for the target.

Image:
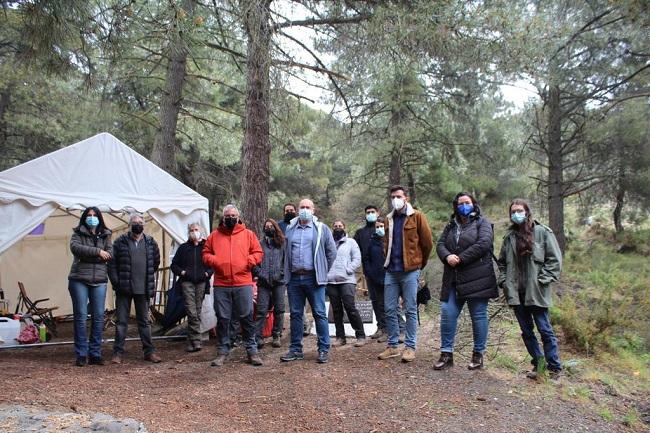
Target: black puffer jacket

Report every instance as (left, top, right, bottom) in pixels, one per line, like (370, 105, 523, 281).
(108, 233, 160, 297)
(68, 225, 113, 284)
(436, 214, 497, 301)
(171, 240, 213, 284)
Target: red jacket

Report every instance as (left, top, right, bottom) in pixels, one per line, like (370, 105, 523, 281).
(202, 223, 263, 287)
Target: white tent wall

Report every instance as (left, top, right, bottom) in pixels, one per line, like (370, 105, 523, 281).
(0, 209, 170, 317)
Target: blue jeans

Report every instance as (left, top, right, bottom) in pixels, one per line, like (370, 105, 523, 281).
(384, 270, 420, 349)
(440, 288, 489, 353)
(512, 304, 562, 371)
(287, 274, 330, 353)
(68, 279, 106, 359)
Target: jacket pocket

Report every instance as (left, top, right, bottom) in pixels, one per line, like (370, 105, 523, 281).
(533, 244, 545, 263)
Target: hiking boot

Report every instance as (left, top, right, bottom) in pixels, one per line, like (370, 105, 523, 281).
(334, 337, 347, 347)
(468, 351, 484, 370)
(549, 370, 562, 380)
(185, 342, 200, 353)
(433, 352, 453, 370)
(378, 347, 401, 360)
(193, 342, 202, 351)
(111, 354, 123, 365)
(316, 351, 329, 364)
(271, 337, 282, 348)
(210, 353, 228, 367)
(280, 351, 304, 362)
(88, 356, 105, 366)
(377, 333, 388, 343)
(248, 353, 263, 366)
(354, 338, 367, 347)
(144, 352, 162, 363)
(370, 329, 385, 339)
(401, 347, 416, 363)
(75, 356, 87, 367)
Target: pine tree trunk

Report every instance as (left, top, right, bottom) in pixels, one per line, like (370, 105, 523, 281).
(547, 84, 566, 252)
(150, 1, 193, 177)
(613, 157, 626, 233)
(239, 0, 271, 235)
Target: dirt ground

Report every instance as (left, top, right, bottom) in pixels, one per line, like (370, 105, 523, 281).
(0, 317, 646, 433)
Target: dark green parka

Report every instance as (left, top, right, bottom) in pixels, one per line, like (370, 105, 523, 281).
(497, 222, 562, 308)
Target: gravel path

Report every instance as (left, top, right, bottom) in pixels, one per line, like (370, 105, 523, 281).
(0, 316, 642, 433)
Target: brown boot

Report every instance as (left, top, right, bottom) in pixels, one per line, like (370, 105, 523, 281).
(144, 352, 162, 363)
(248, 353, 263, 366)
(111, 354, 123, 364)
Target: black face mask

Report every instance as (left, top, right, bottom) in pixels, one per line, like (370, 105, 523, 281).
(264, 228, 275, 238)
(131, 224, 144, 235)
(284, 212, 296, 223)
(224, 217, 237, 229)
(333, 229, 345, 241)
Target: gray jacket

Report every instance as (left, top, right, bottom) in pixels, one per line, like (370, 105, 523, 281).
(259, 237, 285, 286)
(283, 216, 337, 285)
(327, 236, 361, 285)
(68, 225, 113, 285)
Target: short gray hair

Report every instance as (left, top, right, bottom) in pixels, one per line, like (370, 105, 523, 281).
(128, 212, 144, 224)
(222, 204, 239, 216)
(187, 222, 203, 234)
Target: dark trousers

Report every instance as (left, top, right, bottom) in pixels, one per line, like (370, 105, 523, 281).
(327, 283, 366, 339)
(254, 283, 286, 340)
(213, 286, 257, 356)
(512, 304, 562, 371)
(180, 281, 205, 344)
(113, 293, 155, 356)
(365, 277, 386, 330)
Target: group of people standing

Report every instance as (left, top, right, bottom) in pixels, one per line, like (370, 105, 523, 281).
(66, 185, 563, 379)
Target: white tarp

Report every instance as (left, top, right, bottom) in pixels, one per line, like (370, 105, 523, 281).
(0, 132, 212, 318)
(0, 132, 209, 253)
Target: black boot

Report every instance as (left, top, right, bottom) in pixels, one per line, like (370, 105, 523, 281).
(433, 352, 453, 370)
(468, 351, 483, 370)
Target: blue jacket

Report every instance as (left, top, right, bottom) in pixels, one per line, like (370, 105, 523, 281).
(365, 233, 386, 286)
(283, 216, 337, 285)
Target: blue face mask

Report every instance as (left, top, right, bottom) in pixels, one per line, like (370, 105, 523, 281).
(298, 208, 313, 221)
(457, 203, 474, 217)
(511, 211, 527, 225)
(375, 227, 385, 237)
(366, 213, 377, 223)
(86, 216, 99, 228)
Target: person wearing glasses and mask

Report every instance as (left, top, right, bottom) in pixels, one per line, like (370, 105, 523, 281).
(68, 206, 112, 367)
(202, 205, 264, 367)
(171, 223, 214, 353)
(108, 212, 161, 364)
(378, 185, 433, 363)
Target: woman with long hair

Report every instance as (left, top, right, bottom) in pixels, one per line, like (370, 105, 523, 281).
(68, 206, 112, 366)
(434, 192, 497, 371)
(253, 218, 286, 348)
(497, 198, 563, 379)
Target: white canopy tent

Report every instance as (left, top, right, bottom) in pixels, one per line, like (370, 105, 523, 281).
(0, 132, 211, 317)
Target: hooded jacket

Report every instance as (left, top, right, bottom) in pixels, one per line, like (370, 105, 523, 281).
(497, 222, 562, 308)
(68, 225, 113, 285)
(202, 222, 263, 287)
(283, 216, 337, 285)
(327, 235, 361, 285)
(384, 203, 434, 272)
(436, 212, 497, 301)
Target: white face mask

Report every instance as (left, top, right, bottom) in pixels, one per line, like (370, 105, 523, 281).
(392, 197, 405, 211)
(190, 230, 201, 241)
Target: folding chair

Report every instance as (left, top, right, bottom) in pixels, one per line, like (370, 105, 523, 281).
(15, 281, 59, 336)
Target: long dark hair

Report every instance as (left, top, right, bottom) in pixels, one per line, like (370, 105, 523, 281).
(509, 198, 534, 256)
(452, 192, 480, 219)
(78, 206, 107, 233)
(264, 218, 285, 247)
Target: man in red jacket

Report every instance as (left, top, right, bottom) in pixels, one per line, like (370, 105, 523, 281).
(202, 204, 264, 367)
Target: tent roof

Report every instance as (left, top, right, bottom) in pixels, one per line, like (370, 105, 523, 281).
(0, 132, 206, 214)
